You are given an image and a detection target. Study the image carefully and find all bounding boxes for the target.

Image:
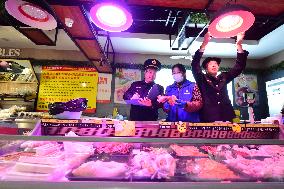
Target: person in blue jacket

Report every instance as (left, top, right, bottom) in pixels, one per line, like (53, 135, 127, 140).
(159, 64, 203, 122)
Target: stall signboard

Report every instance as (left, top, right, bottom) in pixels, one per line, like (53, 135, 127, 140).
(114, 68, 141, 104)
(37, 66, 98, 113)
(0, 48, 21, 57)
(41, 119, 279, 139)
(234, 74, 259, 106)
(97, 73, 112, 103)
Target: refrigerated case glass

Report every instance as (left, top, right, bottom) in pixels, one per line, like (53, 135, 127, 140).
(0, 135, 284, 189)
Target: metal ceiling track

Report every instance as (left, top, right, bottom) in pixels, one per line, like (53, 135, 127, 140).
(80, 5, 115, 71)
(169, 0, 214, 51)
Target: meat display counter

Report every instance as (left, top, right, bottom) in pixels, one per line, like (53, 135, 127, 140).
(0, 119, 40, 135)
(0, 134, 284, 189)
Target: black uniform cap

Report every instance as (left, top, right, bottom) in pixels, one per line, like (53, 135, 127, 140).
(202, 57, 221, 69)
(144, 59, 161, 70)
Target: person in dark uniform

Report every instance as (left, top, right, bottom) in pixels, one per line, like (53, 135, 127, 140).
(123, 59, 164, 121)
(191, 32, 249, 122)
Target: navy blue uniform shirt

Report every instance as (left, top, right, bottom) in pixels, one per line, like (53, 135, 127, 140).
(123, 81, 164, 121)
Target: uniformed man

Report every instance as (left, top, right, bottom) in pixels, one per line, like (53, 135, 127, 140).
(191, 32, 249, 122)
(123, 59, 164, 121)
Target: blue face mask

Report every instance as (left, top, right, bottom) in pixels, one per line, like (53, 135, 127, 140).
(173, 73, 184, 83)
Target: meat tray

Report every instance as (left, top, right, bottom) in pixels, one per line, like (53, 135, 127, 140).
(175, 158, 257, 182)
(222, 160, 284, 182)
(66, 154, 130, 181)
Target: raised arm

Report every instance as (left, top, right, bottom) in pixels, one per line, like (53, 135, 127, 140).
(191, 32, 211, 83)
(236, 32, 244, 53)
(226, 32, 249, 82)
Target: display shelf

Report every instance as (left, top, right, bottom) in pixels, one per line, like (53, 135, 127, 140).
(0, 81, 38, 84)
(0, 95, 35, 101)
(0, 59, 38, 111)
(0, 119, 40, 135)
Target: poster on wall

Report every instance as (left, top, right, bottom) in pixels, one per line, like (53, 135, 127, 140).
(234, 74, 259, 106)
(114, 68, 141, 104)
(97, 73, 112, 103)
(266, 77, 284, 116)
(37, 66, 98, 113)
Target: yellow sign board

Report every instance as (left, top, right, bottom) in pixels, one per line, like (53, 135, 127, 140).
(37, 66, 98, 113)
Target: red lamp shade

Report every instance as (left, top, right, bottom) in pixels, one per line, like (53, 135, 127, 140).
(90, 1, 133, 32)
(208, 4, 255, 38)
(5, 0, 57, 30)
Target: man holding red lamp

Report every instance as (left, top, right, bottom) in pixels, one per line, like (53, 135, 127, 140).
(191, 32, 249, 122)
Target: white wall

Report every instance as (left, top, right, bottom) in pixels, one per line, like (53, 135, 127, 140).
(262, 49, 284, 68)
(115, 52, 263, 69)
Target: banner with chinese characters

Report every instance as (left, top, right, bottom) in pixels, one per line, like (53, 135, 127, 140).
(37, 66, 98, 113)
(114, 68, 141, 104)
(234, 74, 259, 106)
(97, 73, 112, 103)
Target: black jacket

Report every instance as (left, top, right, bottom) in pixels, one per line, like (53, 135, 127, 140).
(123, 81, 164, 121)
(191, 50, 249, 122)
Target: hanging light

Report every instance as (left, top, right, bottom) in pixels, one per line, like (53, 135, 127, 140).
(5, 0, 57, 30)
(90, 1, 133, 32)
(208, 4, 255, 38)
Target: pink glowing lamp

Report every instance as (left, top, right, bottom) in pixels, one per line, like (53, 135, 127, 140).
(90, 1, 133, 32)
(208, 4, 255, 38)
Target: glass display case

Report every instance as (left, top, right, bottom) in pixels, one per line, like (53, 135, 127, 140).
(0, 59, 38, 112)
(0, 134, 284, 189)
(0, 119, 40, 135)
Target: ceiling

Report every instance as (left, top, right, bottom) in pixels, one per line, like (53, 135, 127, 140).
(0, 26, 78, 50)
(97, 24, 284, 59)
(0, 0, 284, 72)
(45, 0, 284, 40)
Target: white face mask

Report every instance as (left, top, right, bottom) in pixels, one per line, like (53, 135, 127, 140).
(173, 73, 184, 83)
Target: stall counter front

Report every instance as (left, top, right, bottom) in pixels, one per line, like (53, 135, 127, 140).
(40, 119, 279, 139)
(0, 134, 284, 189)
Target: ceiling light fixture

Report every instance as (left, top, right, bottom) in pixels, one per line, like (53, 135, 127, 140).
(208, 4, 255, 38)
(89, 0, 133, 32)
(5, 0, 57, 30)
